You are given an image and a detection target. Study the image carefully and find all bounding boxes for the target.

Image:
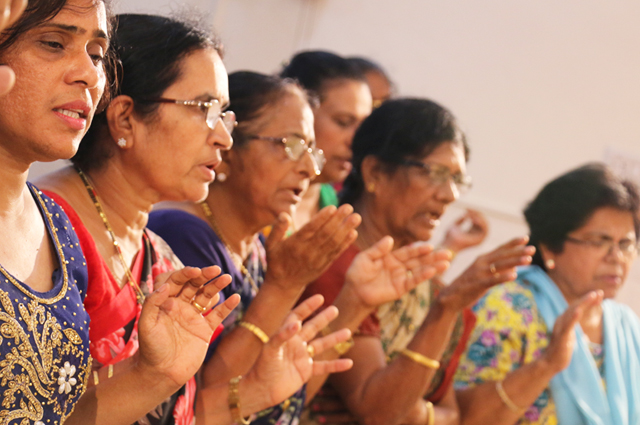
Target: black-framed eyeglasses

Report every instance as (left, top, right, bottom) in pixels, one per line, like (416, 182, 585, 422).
(139, 98, 236, 133)
(247, 135, 325, 176)
(565, 236, 638, 259)
(400, 159, 472, 193)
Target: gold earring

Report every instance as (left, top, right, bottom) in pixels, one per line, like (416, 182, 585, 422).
(545, 259, 555, 270)
(367, 183, 375, 193)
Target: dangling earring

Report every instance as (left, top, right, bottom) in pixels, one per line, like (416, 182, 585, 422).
(545, 259, 555, 270)
(216, 172, 227, 182)
(367, 183, 375, 193)
(117, 138, 127, 148)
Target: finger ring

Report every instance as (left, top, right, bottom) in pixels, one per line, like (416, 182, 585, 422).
(407, 270, 413, 279)
(307, 344, 316, 358)
(190, 299, 207, 314)
(489, 263, 497, 275)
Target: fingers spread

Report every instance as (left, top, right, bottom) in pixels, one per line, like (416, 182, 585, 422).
(363, 236, 395, 262)
(308, 328, 351, 356)
(285, 294, 325, 325)
(312, 358, 353, 376)
(161, 267, 202, 297)
(298, 306, 339, 342)
(206, 294, 240, 329)
(265, 212, 292, 250)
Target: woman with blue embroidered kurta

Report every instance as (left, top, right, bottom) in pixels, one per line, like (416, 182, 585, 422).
(0, 1, 237, 423)
(455, 163, 640, 425)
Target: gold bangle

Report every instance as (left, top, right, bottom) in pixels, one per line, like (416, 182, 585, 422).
(93, 371, 99, 386)
(399, 348, 440, 369)
(238, 321, 269, 344)
(495, 380, 524, 412)
(107, 364, 114, 379)
(228, 376, 251, 425)
(425, 401, 435, 425)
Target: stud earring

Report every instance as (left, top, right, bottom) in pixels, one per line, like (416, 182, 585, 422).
(216, 172, 227, 182)
(367, 183, 375, 193)
(117, 138, 127, 148)
(545, 259, 556, 270)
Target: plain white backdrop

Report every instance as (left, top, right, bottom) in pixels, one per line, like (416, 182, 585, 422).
(31, 0, 640, 313)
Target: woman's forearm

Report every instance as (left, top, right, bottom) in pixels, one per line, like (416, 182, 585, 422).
(202, 280, 302, 387)
(456, 359, 556, 425)
(66, 360, 180, 425)
(333, 302, 459, 425)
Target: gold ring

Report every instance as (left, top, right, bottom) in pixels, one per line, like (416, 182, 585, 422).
(407, 270, 413, 279)
(307, 344, 316, 358)
(191, 299, 207, 314)
(489, 263, 497, 275)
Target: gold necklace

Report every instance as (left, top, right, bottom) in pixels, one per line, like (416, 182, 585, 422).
(76, 167, 146, 305)
(200, 202, 260, 293)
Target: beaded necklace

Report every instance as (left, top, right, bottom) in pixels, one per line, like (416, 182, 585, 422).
(76, 167, 146, 305)
(200, 202, 260, 293)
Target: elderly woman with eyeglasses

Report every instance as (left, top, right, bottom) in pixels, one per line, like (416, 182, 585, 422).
(454, 163, 640, 425)
(300, 98, 534, 425)
(148, 73, 450, 425)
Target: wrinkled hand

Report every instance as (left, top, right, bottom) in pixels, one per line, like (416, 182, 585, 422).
(442, 209, 489, 254)
(265, 205, 361, 291)
(438, 236, 535, 312)
(0, 0, 27, 96)
(246, 295, 353, 407)
(137, 266, 240, 387)
(344, 236, 451, 309)
(541, 290, 604, 374)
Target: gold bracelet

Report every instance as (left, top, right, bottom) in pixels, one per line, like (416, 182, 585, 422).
(495, 380, 524, 412)
(93, 371, 99, 386)
(399, 348, 440, 369)
(238, 321, 269, 344)
(228, 376, 251, 425)
(107, 364, 114, 379)
(425, 401, 435, 425)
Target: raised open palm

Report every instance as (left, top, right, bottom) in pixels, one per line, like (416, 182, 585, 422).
(137, 265, 240, 386)
(344, 236, 451, 308)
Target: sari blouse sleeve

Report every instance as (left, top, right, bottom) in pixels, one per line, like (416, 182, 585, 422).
(454, 282, 549, 389)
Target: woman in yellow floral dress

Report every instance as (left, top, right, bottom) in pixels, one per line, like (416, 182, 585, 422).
(455, 163, 640, 425)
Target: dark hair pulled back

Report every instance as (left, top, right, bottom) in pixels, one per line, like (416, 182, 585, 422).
(72, 13, 222, 171)
(228, 71, 314, 148)
(340, 98, 468, 206)
(280, 50, 366, 99)
(524, 163, 640, 269)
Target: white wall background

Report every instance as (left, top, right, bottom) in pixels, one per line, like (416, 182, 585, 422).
(31, 0, 640, 313)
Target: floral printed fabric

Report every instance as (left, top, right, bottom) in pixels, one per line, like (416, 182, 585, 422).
(454, 282, 605, 425)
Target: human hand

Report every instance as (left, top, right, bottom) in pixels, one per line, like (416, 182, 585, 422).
(136, 266, 240, 387)
(442, 209, 489, 254)
(0, 0, 27, 96)
(438, 236, 535, 312)
(265, 205, 361, 292)
(245, 295, 353, 408)
(344, 236, 451, 309)
(540, 290, 604, 374)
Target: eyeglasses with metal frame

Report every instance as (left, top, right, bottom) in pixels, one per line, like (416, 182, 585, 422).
(247, 134, 325, 176)
(565, 235, 638, 259)
(139, 98, 236, 133)
(400, 159, 472, 193)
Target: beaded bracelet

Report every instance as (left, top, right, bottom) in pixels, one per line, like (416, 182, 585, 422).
(228, 376, 251, 425)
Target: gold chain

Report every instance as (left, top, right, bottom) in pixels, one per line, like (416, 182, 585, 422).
(200, 202, 260, 293)
(76, 167, 146, 305)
